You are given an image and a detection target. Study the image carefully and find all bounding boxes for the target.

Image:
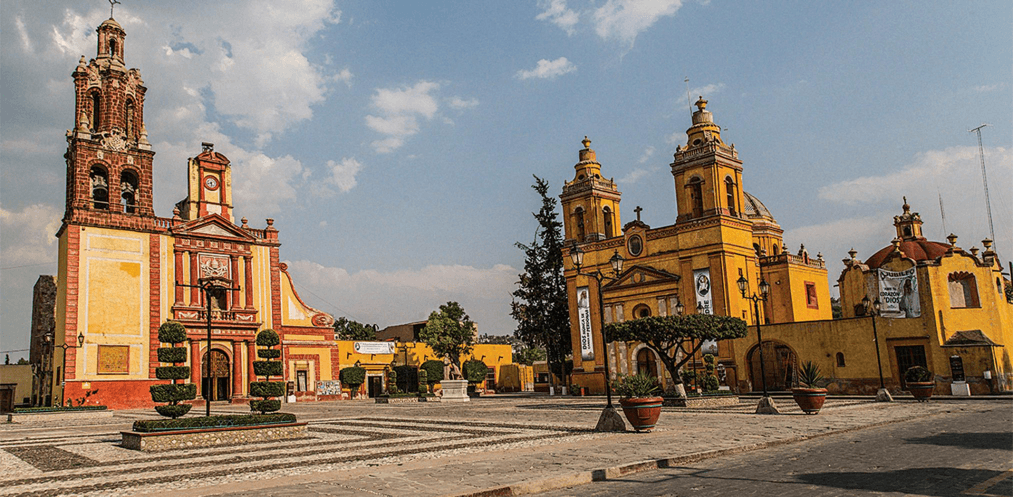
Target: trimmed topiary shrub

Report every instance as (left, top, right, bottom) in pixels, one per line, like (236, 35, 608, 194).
(463, 359, 488, 386)
(386, 368, 398, 395)
(250, 329, 284, 414)
(133, 413, 296, 433)
(418, 368, 428, 394)
(340, 366, 366, 395)
(150, 320, 196, 419)
(703, 354, 719, 392)
(421, 360, 444, 387)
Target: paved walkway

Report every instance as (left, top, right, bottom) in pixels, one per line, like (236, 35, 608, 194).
(1, 396, 1005, 497)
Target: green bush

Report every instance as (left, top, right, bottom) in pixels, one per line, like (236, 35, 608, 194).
(256, 329, 280, 347)
(155, 366, 191, 380)
(253, 361, 283, 377)
(611, 373, 660, 399)
(157, 347, 187, 364)
(249, 399, 281, 413)
(154, 404, 192, 418)
(420, 360, 444, 384)
(133, 413, 296, 432)
(905, 365, 933, 383)
(418, 369, 428, 394)
(257, 348, 281, 359)
(158, 320, 187, 344)
(704, 375, 720, 392)
(340, 366, 367, 389)
(394, 365, 418, 393)
(797, 361, 825, 388)
(463, 359, 488, 384)
(150, 383, 198, 403)
(250, 381, 286, 398)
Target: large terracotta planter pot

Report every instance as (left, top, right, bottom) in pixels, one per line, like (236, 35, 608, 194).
(791, 388, 827, 414)
(619, 397, 663, 432)
(907, 382, 935, 402)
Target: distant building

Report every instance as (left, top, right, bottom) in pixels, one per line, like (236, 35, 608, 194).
(377, 321, 428, 342)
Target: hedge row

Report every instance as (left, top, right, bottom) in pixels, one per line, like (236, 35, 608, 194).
(132, 413, 297, 432)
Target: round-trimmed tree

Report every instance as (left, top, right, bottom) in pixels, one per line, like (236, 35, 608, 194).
(420, 359, 444, 389)
(150, 321, 197, 419)
(463, 359, 488, 387)
(386, 368, 398, 395)
(250, 329, 284, 414)
(340, 366, 366, 397)
(418, 368, 429, 394)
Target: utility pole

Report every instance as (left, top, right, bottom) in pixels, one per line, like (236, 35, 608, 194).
(969, 124, 996, 255)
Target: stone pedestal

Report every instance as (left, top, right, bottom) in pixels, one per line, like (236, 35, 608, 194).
(755, 395, 780, 414)
(594, 406, 627, 432)
(950, 381, 971, 396)
(440, 380, 470, 402)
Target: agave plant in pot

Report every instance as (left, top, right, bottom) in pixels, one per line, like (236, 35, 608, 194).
(792, 361, 827, 415)
(612, 373, 663, 432)
(905, 366, 934, 401)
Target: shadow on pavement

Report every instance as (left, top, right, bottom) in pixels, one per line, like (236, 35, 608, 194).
(796, 467, 1006, 496)
(904, 431, 1013, 451)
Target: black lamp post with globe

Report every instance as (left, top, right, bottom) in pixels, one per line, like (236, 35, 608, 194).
(862, 295, 893, 402)
(736, 275, 778, 414)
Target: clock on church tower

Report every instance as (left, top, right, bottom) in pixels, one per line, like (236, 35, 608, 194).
(175, 142, 234, 222)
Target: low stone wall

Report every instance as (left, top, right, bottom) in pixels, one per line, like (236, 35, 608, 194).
(7, 409, 114, 424)
(663, 395, 739, 408)
(374, 396, 441, 404)
(121, 422, 307, 452)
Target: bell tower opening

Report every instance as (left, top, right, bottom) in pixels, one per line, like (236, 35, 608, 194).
(671, 97, 744, 224)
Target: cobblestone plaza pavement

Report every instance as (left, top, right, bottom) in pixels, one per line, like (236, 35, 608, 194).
(1, 396, 1007, 496)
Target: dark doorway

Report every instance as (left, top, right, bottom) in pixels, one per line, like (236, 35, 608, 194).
(895, 345, 928, 390)
(202, 349, 230, 401)
(367, 376, 382, 398)
(637, 348, 658, 378)
(748, 342, 797, 391)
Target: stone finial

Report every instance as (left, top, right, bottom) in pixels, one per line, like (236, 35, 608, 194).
(76, 55, 87, 72)
(139, 123, 150, 146)
(947, 233, 958, 247)
(798, 243, 807, 256)
(172, 207, 180, 220)
(241, 217, 249, 228)
(695, 96, 708, 111)
(848, 248, 858, 261)
(891, 238, 902, 252)
(970, 247, 980, 257)
(817, 252, 824, 262)
(982, 238, 994, 251)
(902, 196, 910, 213)
(582, 136, 591, 149)
(266, 218, 274, 227)
(78, 111, 90, 131)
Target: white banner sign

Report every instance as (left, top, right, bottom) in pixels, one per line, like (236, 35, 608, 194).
(353, 341, 395, 355)
(577, 286, 594, 361)
(877, 268, 920, 318)
(693, 268, 713, 315)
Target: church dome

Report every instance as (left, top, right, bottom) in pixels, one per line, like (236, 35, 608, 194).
(99, 18, 123, 30)
(743, 192, 775, 222)
(864, 238, 949, 269)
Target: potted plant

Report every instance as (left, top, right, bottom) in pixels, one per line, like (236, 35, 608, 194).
(905, 366, 934, 401)
(792, 361, 827, 414)
(612, 373, 663, 432)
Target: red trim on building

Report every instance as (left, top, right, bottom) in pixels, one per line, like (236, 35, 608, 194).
(149, 234, 161, 378)
(64, 226, 81, 380)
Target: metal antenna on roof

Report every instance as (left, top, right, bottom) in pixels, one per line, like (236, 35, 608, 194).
(969, 124, 996, 255)
(684, 77, 693, 119)
(938, 190, 947, 238)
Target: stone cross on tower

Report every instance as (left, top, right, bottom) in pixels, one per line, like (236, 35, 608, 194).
(634, 206, 643, 221)
(109, 0, 121, 18)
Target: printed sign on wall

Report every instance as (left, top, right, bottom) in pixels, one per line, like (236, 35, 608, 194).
(353, 341, 396, 355)
(877, 268, 920, 318)
(693, 268, 713, 315)
(577, 286, 594, 361)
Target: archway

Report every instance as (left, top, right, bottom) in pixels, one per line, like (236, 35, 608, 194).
(202, 349, 231, 401)
(747, 341, 797, 391)
(636, 348, 659, 378)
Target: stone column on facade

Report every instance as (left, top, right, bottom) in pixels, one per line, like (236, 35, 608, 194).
(244, 255, 254, 309)
(232, 341, 244, 399)
(189, 339, 201, 386)
(230, 255, 240, 310)
(189, 251, 199, 305)
(173, 249, 184, 305)
(247, 340, 256, 385)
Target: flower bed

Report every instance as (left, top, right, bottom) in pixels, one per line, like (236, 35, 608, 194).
(132, 413, 295, 433)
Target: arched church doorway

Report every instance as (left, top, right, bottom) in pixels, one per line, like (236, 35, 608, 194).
(637, 348, 658, 378)
(747, 341, 797, 391)
(202, 349, 231, 401)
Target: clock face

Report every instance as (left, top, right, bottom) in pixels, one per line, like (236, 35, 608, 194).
(203, 175, 219, 190)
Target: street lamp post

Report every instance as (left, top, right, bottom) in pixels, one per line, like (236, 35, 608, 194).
(570, 244, 627, 432)
(862, 296, 893, 402)
(56, 332, 85, 407)
(736, 275, 778, 414)
(177, 277, 240, 417)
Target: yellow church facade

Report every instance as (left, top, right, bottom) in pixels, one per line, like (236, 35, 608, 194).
(561, 98, 832, 394)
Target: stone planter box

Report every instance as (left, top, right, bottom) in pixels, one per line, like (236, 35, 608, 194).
(121, 422, 307, 452)
(663, 395, 739, 408)
(374, 396, 441, 404)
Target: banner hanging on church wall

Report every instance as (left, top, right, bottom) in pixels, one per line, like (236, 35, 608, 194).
(693, 268, 713, 315)
(577, 286, 594, 361)
(877, 268, 921, 318)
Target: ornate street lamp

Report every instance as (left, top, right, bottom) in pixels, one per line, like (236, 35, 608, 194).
(570, 244, 626, 432)
(736, 274, 777, 414)
(862, 295, 893, 402)
(177, 276, 240, 416)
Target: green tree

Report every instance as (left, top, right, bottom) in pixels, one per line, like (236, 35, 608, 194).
(606, 315, 747, 394)
(250, 329, 284, 414)
(334, 317, 378, 341)
(419, 301, 475, 379)
(150, 321, 197, 419)
(513, 345, 546, 365)
(510, 176, 571, 386)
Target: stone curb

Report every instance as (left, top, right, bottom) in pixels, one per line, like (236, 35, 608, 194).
(446, 410, 945, 497)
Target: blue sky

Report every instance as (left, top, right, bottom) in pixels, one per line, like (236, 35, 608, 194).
(2, 1, 1011, 360)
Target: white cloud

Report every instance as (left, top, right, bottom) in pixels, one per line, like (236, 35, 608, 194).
(666, 131, 683, 144)
(973, 83, 1001, 93)
(516, 57, 576, 80)
(592, 0, 682, 48)
(324, 157, 362, 193)
(619, 167, 655, 184)
(334, 67, 353, 87)
(536, 0, 579, 35)
(638, 145, 656, 164)
(365, 80, 441, 153)
(447, 96, 479, 110)
(15, 16, 32, 52)
(688, 82, 726, 100)
(0, 203, 62, 266)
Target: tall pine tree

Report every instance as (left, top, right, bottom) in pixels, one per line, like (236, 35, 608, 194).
(511, 176, 571, 386)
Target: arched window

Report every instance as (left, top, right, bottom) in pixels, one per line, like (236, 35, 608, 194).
(633, 304, 651, 319)
(903, 226, 912, 237)
(109, 39, 117, 56)
(125, 100, 135, 140)
(687, 177, 704, 218)
(90, 92, 101, 132)
(772, 243, 780, 255)
(753, 243, 762, 257)
(90, 166, 109, 209)
(948, 272, 980, 308)
(836, 352, 846, 367)
(574, 207, 586, 242)
(637, 348, 658, 378)
(603, 206, 614, 238)
(725, 177, 737, 216)
(120, 170, 138, 214)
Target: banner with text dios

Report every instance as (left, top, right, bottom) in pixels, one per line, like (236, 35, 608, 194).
(693, 268, 713, 315)
(577, 286, 594, 360)
(877, 268, 920, 318)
